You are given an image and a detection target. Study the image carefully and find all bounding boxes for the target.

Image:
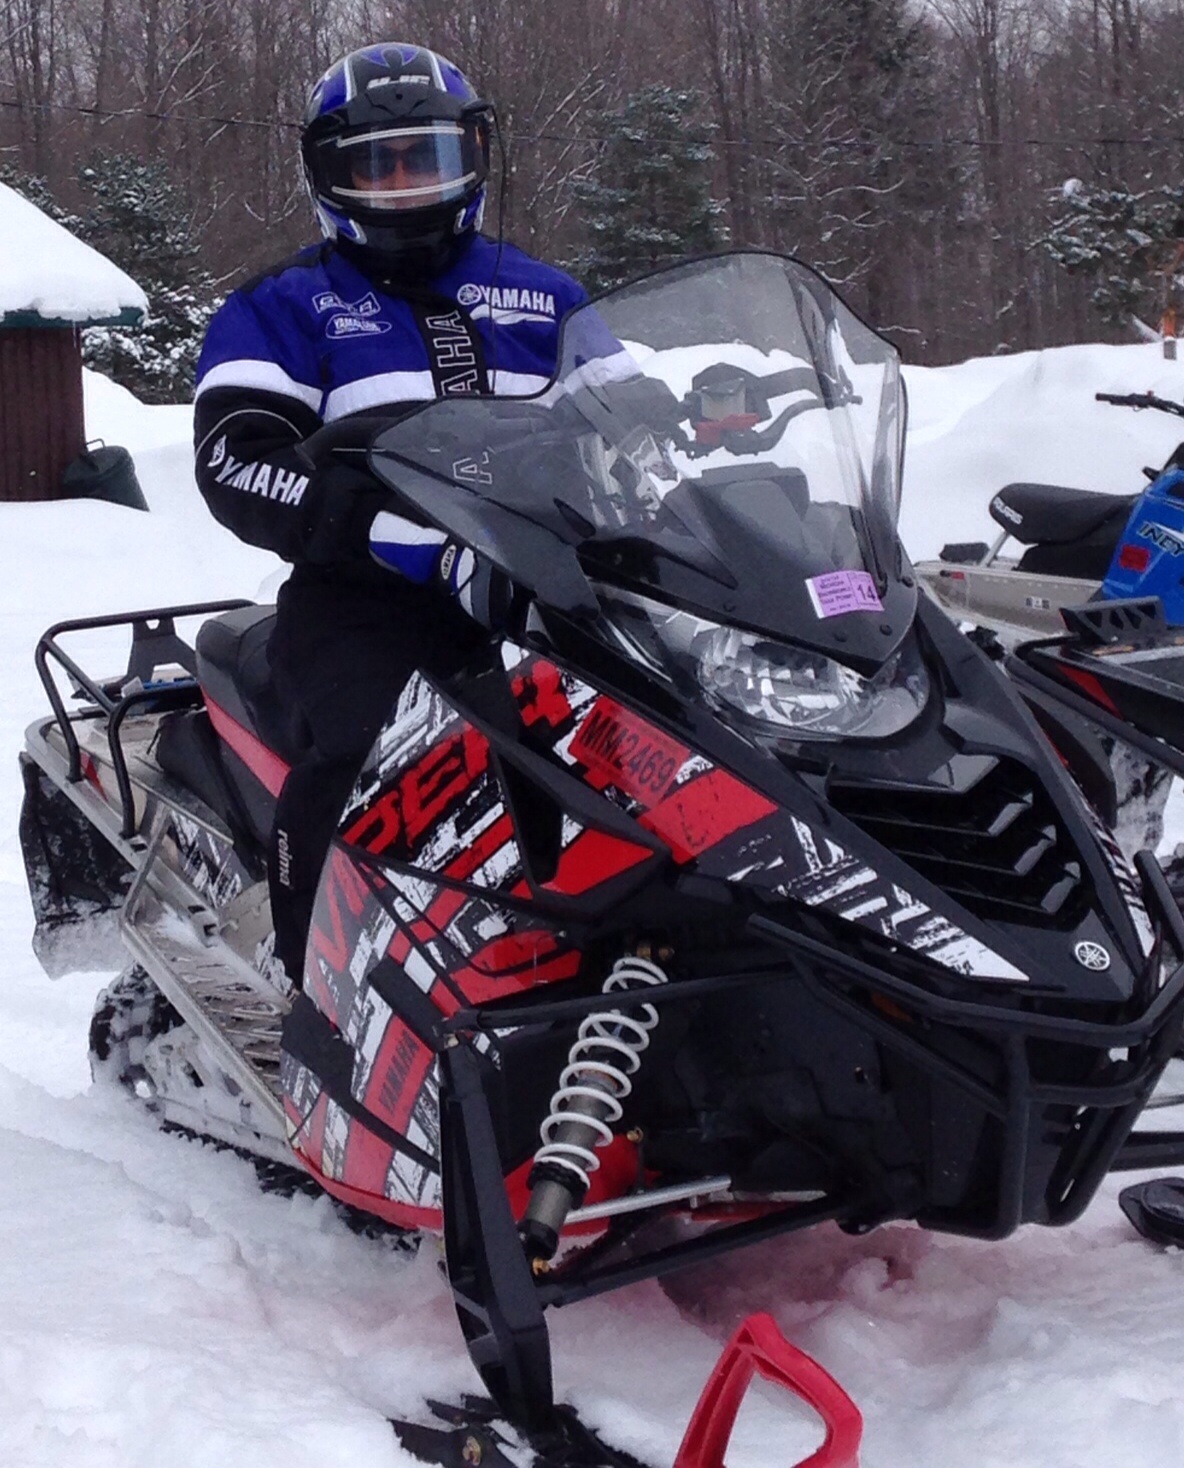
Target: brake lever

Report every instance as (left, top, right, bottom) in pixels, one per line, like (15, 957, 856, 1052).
(715, 394, 859, 457)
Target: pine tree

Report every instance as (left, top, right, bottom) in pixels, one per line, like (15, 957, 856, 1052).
(569, 86, 725, 293)
(1040, 179, 1184, 334)
(74, 153, 219, 404)
(2, 157, 216, 403)
(0, 165, 85, 235)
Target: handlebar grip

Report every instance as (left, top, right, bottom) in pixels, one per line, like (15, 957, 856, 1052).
(1094, 390, 1184, 418)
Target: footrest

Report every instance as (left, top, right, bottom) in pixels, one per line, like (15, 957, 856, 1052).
(120, 880, 289, 1150)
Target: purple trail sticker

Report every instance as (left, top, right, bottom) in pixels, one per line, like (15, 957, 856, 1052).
(806, 569, 884, 618)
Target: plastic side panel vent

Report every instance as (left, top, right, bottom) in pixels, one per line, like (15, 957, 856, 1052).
(829, 757, 1086, 927)
(674, 1313, 862, 1468)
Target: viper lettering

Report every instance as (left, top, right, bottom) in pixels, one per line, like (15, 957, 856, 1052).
(344, 726, 490, 855)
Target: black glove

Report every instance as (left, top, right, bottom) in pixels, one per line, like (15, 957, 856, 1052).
(603, 373, 687, 439)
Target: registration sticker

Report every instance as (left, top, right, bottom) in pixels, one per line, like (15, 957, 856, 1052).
(806, 570, 884, 618)
(568, 697, 688, 803)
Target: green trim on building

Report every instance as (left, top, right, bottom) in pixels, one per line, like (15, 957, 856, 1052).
(0, 305, 145, 329)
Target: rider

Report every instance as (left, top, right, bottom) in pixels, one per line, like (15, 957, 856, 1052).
(192, 42, 628, 987)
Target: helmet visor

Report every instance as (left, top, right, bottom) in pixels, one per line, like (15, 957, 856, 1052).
(318, 123, 484, 212)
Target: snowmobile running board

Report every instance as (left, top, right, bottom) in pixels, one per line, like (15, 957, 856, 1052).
(389, 1312, 863, 1468)
(24, 598, 292, 1162)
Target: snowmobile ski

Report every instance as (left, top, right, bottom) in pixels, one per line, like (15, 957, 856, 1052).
(391, 1396, 652, 1468)
(389, 1313, 862, 1468)
(1119, 1178, 1184, 1249)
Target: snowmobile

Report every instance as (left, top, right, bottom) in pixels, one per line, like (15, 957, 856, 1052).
(916, 389, 1184, 647)
(1002, 593, 1184, 1248)
(1007, 593, 1184, 821)
(19, 253, 1184, 1466)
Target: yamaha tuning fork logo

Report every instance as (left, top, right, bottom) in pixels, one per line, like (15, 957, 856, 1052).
(456, 280, 557, 324)
(1074, 940, 1111, 971)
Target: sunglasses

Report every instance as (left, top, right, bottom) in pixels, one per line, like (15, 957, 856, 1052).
(352, 136, 442, 183)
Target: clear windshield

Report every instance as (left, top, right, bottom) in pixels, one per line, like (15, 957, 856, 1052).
(573, 253, 903, 583)
(370, 253, 908, 661)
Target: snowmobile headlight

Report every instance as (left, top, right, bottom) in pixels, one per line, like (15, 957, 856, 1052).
(597, 587, 929, 740)
(695, 625, 928, 738)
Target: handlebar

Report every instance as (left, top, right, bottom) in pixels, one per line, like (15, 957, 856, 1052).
(1096, 390, 1184, 419)
(681, 361, 859, 458)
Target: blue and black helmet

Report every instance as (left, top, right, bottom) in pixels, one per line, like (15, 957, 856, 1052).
(300, 43, 492, 276)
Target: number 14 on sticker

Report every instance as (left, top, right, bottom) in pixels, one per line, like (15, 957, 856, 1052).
(806, 570, 884, 619)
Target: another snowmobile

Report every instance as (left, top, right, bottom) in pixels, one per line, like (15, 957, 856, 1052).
(20, 254, 1184, 1463)
(916, 390, 1184, 647)
(1003, 594, 1184, 1238)
(1009, 594, 1184, 789)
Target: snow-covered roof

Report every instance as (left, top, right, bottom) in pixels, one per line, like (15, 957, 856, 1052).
(0, 180, 148, 329)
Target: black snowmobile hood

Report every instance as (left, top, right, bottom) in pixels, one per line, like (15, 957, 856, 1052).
(369, 252, 914, 676)
(365, 252, 1167, 1001)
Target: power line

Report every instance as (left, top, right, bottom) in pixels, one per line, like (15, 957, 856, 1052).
(525, 128, 1184, 151)
(2, 93, 1182, 151)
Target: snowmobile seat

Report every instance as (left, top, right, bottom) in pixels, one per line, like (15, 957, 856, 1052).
(990, 482, 1136, 545)
(195, 605, 309, 764)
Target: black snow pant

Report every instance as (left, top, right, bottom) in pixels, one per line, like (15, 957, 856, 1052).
(266, 569, 484, 987)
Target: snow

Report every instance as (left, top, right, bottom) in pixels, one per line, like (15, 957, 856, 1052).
(0, 182, 148, 326)
(900, 340, 1184, 562)
(4, 343, 1184, 1467)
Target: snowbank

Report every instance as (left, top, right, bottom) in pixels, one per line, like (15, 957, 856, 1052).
(900, 341, 1184, 560)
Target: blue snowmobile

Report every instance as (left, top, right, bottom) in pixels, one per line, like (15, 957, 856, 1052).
(918, 390, 1184, 646)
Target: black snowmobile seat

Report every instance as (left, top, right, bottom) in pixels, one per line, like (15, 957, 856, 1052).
(195, 605, 309, 763)
(990, 482, 1137, 545)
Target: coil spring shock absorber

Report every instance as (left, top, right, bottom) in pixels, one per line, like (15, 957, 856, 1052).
(520, 952, 669, 1263)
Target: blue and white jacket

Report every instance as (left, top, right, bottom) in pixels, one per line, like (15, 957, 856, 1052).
(193, 235, 606, 574)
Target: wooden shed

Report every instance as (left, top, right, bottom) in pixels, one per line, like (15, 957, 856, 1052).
(0, 182, 147, 502)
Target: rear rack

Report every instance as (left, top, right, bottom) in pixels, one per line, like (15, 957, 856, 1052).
(35, 600, 254, 838)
